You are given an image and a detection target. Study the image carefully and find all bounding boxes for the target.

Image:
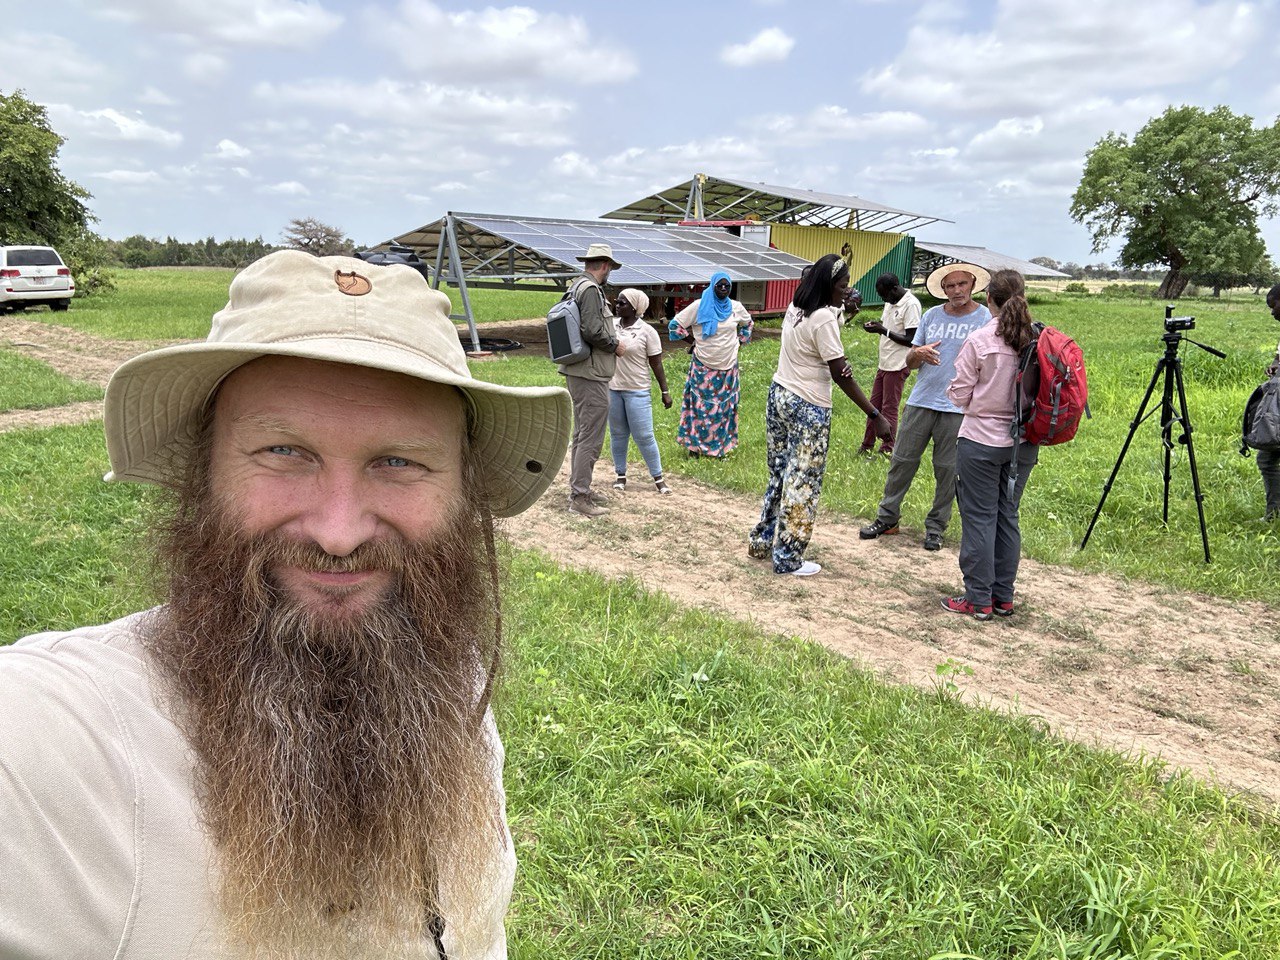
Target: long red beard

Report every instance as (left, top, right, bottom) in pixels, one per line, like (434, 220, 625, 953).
(144, 494, 503, 957)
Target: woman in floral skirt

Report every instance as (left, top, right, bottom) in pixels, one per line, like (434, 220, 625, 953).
(669, 271, 754, 457)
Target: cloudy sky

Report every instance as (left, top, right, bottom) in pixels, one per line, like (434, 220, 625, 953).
(6, 0, 1279, 265)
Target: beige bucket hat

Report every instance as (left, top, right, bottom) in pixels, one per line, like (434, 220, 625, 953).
(575, 243, 623, 269)
(925, 262, 991, 299)
(103, 249, 571, 517)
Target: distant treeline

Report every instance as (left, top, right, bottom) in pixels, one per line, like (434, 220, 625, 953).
(105, 235, 282, 269)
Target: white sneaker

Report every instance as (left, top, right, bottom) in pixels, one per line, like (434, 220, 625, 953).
(782, 560, 822, 576)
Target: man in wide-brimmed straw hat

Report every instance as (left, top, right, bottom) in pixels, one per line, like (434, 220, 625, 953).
(0, 249, 571, 957)
(860, 262, 991, 551)
(559, 242, 628, 517)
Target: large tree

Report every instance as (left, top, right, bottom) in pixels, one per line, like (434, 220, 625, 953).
(281, 217, 352, 257)
(1070, 105, 1280, 299)
(0, 89, 92, 245)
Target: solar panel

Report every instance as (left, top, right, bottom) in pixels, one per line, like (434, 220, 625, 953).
(383, 212, 812, 286)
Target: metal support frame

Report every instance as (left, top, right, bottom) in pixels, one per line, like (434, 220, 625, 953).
(431, 213, 482, 353)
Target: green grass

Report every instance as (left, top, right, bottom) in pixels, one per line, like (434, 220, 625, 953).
(50, 267, 236, 340)
(0, 351, 102, 412)
(503, 555, 1279, 959)
(43, 267, 558, 341)
(0, 424, 155, 637)
(1, 423, 1276, 958)
(469, 293, 1280, 602)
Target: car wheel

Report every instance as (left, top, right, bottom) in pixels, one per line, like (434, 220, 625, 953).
(50, 300, 70, 312)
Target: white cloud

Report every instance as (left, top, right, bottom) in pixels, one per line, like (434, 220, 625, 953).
(49, 105, 183, 146)
(212, 139, 251, 159)
(255, 78, 573, 148)
(0, 32, 104, 99)
(861, 0, 1259, 113)
(98, 0, 341, 47)
(551, 152, 599, 179)
(547, 137, 770, 198)
(184, 52, 228, 83)
(760, 107, 931, 144)
(259, 180, 309, 195)
(367, 0, 637, 84)
(721, 27, 795, 67)
(137, 86, 177, 106)
(93, 169, 162, 184)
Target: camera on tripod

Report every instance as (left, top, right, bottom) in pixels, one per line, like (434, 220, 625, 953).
(1164, 305, 1195, 333)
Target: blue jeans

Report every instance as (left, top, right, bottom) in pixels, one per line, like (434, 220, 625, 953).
(609, 389, 663, 478)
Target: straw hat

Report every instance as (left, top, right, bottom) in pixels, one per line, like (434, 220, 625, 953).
(575, 243, 622, 269)
(925, 262, 991, 299)
(103, 249, 570, 517)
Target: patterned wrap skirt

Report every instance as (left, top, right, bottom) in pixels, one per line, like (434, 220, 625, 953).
(677, 355, 740, 457)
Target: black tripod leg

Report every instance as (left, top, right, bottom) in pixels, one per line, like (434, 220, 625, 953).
(1081, 358, 1166, 549)
(1161, 360, 1176, 526)
(1172, 360, 1211, 562)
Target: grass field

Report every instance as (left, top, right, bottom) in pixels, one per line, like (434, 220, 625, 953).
(1, 421, 1277, 958)
(47, 266, 562, 339)
(0, 351, 102, 410)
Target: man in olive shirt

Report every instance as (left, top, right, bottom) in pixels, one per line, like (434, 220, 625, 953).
(558, 242, 628, 517)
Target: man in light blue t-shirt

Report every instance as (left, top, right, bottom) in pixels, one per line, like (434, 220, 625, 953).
(860, 262, 991, 550)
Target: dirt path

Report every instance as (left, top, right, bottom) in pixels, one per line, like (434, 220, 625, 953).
(6, 316, 1279, 805)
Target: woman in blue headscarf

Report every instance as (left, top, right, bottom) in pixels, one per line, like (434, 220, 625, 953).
(668, 271, 754, 457)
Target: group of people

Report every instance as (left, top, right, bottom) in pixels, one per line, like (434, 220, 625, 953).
(555, 246, 753, 517)
(554, 240, 1044, 615)
(752, 255, 1041, 619)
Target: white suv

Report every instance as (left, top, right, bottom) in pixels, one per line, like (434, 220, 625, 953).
(0, 245, 75, 312)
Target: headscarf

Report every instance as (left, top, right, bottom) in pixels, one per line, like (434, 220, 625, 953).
(694, 271, 734, 338)
(618, 288, 650, 317)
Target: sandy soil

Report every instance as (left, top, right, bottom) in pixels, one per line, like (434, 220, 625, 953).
(6, 315, 1278, 806)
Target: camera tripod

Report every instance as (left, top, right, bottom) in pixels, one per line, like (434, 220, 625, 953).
(1080, 314, 1225, 563)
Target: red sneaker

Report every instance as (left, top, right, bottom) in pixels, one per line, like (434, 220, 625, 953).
(941, 596, 993, 621)
(993, 601, 1015, 618)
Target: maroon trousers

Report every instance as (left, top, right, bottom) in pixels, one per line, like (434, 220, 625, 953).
(860, 367, 911, 453)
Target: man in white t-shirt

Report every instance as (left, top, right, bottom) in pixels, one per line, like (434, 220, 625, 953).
(858, 272, 922, 456)
(860, 263, 991, 551)
(0, 251, 571, 958)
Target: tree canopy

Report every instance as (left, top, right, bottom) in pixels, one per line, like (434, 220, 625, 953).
(281, 217, 353, 257)
(1070, 105, 1280, 299)
(0, 89, 92, 246)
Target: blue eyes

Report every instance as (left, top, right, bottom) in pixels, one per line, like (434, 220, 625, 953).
(261, 447, 420, 470)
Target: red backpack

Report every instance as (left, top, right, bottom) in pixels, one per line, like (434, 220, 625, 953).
(1014, 322, 1088, 446)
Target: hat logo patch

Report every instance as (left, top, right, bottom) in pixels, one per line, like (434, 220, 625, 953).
(334, 270, 372, 296)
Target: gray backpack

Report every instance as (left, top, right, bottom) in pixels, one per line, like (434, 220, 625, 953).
(546, 278, 599, 365)
(1241, 370, 1280, 454)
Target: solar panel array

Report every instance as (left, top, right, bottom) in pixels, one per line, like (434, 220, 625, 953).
(392, 212, 811, 286)
(600, 175, 950, 233)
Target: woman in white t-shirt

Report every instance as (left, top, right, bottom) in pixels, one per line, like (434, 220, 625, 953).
(748, 254, 891, 576)
(609, 288, 674, 495)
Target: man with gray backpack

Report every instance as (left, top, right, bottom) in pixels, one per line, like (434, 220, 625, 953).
(555, 243, 628, 517)
(1243, 282, 1280, 521)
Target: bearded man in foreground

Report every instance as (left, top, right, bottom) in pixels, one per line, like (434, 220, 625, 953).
(0, 250, 571, 959)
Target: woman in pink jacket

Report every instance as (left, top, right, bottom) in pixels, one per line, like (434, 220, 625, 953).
(941, 269, 1038, 621)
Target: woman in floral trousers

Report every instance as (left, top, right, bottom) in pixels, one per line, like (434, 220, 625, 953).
(749, 255, 891, 576)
